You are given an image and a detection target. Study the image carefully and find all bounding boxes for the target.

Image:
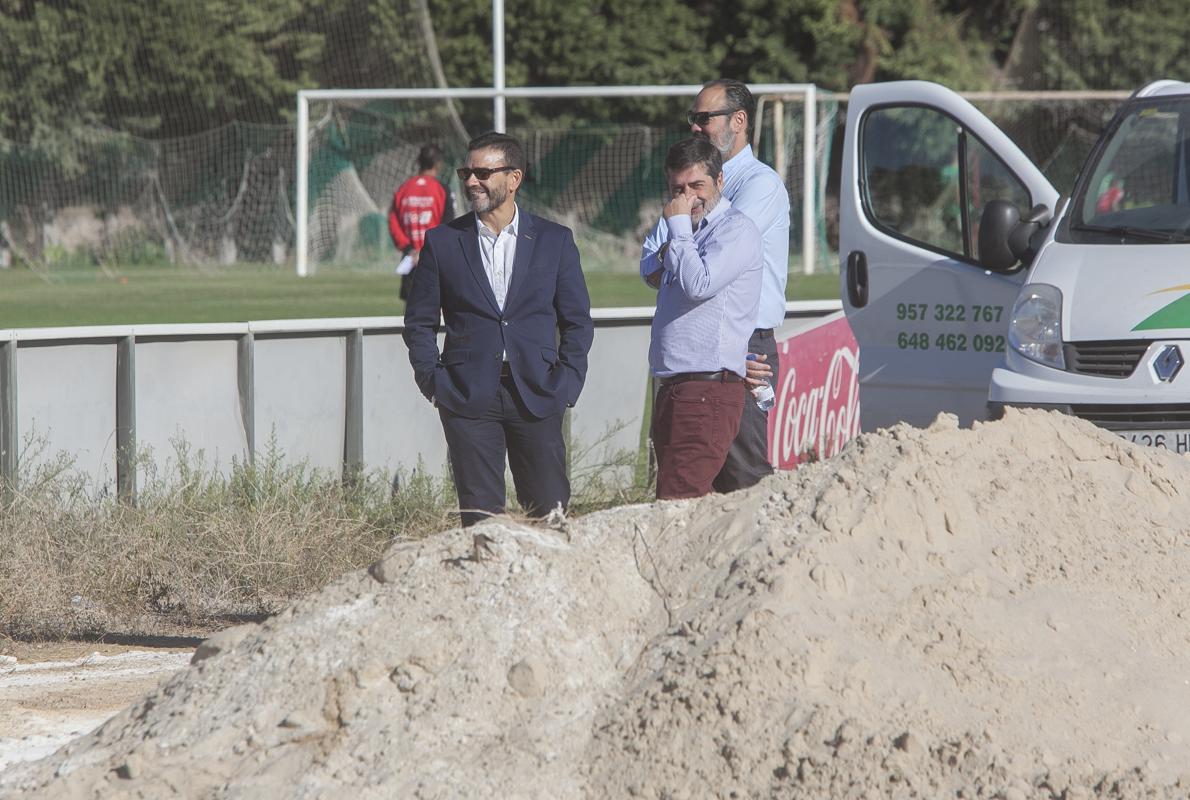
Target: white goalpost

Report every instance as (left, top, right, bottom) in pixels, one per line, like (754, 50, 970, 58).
(293, 83, 820, 278)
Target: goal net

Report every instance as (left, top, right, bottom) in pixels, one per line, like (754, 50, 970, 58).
(295, 86, 837, 277)
(0, 123, 295, 270)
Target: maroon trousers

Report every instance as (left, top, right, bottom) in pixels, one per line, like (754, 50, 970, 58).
(651, 378, 746, 499)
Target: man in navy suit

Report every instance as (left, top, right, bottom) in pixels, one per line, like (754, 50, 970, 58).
(403, 131, 594, 527)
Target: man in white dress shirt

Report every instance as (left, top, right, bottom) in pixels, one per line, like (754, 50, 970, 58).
(403, 132, 594, 526)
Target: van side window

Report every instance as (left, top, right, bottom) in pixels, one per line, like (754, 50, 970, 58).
(862, 107, 964, 256)
(862, 105, 1031, 262)
(966, 136, 1031, 262)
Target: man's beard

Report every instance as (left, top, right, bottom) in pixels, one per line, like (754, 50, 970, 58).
(691, 194, 720, 226)
(468, 183, 508, 213)
(695, 125, 734, 155)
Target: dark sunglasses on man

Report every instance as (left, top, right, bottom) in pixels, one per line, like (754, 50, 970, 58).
(686, 109, 736, 127)
(456, 166, 517, 180)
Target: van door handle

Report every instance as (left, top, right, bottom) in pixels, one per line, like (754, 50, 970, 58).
(846, 250, 869, 308)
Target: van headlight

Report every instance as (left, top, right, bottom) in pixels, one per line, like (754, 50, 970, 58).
(1009, 284, 1065, 370)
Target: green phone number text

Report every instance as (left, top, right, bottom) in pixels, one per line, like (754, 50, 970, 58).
(896, 303, 1004, 323)
(897, 332, 1006, 352)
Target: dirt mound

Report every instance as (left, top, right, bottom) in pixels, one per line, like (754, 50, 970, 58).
(6, 408, 1190, 799)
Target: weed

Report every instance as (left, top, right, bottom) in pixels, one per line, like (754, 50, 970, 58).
(0, 435, 455, 640)
(0, 425, 652, 640)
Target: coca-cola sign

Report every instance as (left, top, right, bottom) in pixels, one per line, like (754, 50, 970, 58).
(769, 312, 861, 468)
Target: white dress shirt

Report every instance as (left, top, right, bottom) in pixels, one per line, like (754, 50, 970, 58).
(477, 205, 519, 310)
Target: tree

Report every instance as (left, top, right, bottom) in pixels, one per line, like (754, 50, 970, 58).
(0, 0, 320, 152)
(1034, 0, 1190, 90)
(5, 0, 1190, 153)
(374, 0, 716, 130)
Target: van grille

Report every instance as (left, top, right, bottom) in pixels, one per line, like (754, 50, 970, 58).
(1069, 404, 1190, 430)
(1064, 340, 1152, 378)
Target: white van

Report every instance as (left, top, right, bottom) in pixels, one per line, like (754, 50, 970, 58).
(841, 80, 1190, 452)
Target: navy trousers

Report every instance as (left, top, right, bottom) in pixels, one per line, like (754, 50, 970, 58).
(439, 374, 569, 527)
(712, 328, 778, 493)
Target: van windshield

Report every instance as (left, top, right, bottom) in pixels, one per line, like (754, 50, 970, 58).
(1071, 98, 1190, 243)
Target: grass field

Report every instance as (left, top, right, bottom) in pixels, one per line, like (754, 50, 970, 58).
(0, 263, 841, 329)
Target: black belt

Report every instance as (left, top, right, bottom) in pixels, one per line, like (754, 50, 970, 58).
(658, 370, 743, 387)
(753, 328, 774, 339)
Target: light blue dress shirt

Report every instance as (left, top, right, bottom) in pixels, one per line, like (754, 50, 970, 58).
(649, 198, 763, 379)
(641, 145, 790, 330)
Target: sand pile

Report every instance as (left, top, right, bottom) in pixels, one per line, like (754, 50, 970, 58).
(6, 408, 1190, 799)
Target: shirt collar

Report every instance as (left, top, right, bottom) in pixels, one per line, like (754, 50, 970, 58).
(477, 204, 520, 238)
(699, 196, 732, 229)
(723, 144, 756, 175)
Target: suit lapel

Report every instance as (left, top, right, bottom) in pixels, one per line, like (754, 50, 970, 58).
(456, 216, 502, 315)
(504, 212, 537, 312)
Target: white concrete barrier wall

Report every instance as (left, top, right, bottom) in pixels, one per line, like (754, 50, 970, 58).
(255, 336, 347, 474)
(0, 301, 842, 498)
(19, 342, 118, 488)
(136, 338, 246, 481)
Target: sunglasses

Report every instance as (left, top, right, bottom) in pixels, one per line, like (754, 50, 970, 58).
(456, 165, 517, 180)
(686, 109, 736, 127)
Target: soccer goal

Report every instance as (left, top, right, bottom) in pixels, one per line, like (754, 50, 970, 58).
(293, 84, 829, 278)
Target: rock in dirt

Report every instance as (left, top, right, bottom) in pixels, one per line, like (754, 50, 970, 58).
(6, 408, 1190, 799)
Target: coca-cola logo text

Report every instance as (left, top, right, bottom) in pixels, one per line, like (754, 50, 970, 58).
(769, 316, 862, 468)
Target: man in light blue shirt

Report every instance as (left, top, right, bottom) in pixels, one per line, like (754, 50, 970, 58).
(642, 79, 790, 493)
(649, 137, 762, 499)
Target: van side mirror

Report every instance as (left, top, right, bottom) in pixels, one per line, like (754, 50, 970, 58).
(978, 201, 1052, 273)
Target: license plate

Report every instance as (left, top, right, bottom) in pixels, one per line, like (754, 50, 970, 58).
(1116, 430, 1190, 453)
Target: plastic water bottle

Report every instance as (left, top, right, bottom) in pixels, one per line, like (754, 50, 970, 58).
(746, 354, 775, 411)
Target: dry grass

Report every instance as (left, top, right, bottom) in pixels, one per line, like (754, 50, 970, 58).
(0, 431, 653, 641)
(0, 441, 457, 640)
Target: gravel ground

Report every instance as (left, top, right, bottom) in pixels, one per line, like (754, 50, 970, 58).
(0, 644, 192, 773)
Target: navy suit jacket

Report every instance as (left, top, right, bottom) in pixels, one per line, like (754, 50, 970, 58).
(402, 210, 594, 419)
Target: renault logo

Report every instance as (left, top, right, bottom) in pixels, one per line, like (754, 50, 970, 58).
(1154, 344, 1184, 382)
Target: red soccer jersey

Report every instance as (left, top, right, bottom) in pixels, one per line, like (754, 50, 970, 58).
(389, 175, 448, 253)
